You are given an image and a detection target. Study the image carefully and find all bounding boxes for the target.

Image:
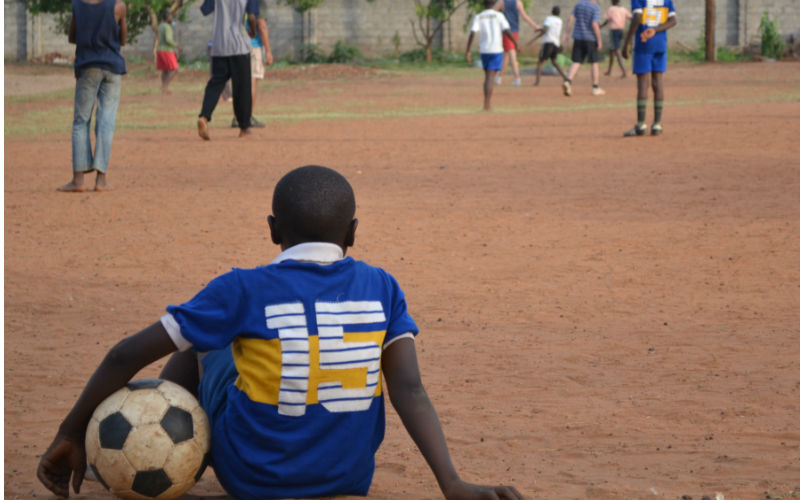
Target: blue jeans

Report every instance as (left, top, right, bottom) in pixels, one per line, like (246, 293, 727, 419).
(72, 67, 121, 173)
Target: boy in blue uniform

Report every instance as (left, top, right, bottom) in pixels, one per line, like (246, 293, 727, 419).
(621, 0, 677, 136)
(37, 165, 524, 500)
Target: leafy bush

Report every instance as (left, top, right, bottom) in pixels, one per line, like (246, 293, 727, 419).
(327, 41, 362, 63)
(298, 43, 327, 63)
(758, 11, 785, 60)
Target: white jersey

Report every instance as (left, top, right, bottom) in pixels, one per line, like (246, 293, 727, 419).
(470, 9, 510, 54)
(542, 15, 563, 46)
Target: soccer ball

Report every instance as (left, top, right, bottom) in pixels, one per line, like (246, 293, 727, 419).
(85, 378, 210, 500)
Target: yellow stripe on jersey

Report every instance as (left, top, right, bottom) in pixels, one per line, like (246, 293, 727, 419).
(233, 330, 386, 406)
(642, 7, 668, 27)
(233, 337, 283, 405)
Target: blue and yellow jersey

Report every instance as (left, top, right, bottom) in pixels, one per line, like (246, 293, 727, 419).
(632, 0, 676, 53)
(166, 252, 418, 499)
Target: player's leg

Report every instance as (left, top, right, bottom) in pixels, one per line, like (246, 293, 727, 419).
(163, 70, 177, 95)
(614, 49, 626, 77)
(589, 42, 604, 95)
(551, 55, 569, 81)
(92, 70, 121, 191)
(249, 47, 266, 128)
(483, 69, 496, 110)
(624, 51, 652, 136)
(230, 53, 253, 136)
(534, 59, 543, 86)
(564, 41, 585, 96)
(61, 68, 101, 191)
(200, 56, 232, 122)
(651, 70, 665, 135)
(509, 49, 521, 85)
(160, 350, 201, 397)
(605, 48, 614, 75)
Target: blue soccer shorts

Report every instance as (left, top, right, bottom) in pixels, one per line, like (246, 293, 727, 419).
(481, 52, 504, 71)
(633, 50, 667, 74)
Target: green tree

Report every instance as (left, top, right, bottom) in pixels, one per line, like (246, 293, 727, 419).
(411, 0, 530, 63)
(24, 0, 196, 58)
(410, 0, 474, 63)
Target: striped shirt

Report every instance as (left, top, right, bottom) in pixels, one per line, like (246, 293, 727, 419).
(571, 0, 602, 41)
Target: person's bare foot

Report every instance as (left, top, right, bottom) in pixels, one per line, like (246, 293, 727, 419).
(197, 117, 210, 141)
(57, 182, 86, 192)
(94, 184, 114, 192)
(238, 128, 253, 138)
(620, 73, 627, 79)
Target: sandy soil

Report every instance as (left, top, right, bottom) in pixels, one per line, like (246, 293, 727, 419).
(4, 60, 800, 500)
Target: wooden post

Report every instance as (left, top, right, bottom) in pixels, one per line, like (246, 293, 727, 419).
(705, 0, 716, 61)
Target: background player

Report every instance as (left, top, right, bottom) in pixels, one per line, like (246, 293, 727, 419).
(232, 0, 274, 129)
(37, 166, 525, 500)
(467, 0, 519, 111)
(621, 0, 677, 136)
(493, 0, 541, 86)
(600, 0, 632, 77)
(561, 0, 605, 97)
(529, 6, 569, 86)
(156, 9, 181, 95)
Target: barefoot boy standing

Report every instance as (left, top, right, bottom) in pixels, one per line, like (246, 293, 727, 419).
(466, 0, 519, 111)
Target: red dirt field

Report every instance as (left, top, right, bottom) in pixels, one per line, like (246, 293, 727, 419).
(4, 60, 800, 500)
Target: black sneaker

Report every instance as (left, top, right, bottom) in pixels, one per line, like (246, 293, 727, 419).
(230, 118, 239, 128)
(651, 123, 663, 136)
(623, 123, 647, 137)
(250, 116, 266, 128)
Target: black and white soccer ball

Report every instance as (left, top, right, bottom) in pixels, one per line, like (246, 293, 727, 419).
(85, 379, 210, 500)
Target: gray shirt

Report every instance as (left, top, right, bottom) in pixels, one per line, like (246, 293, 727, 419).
(202, 0, 254, 57)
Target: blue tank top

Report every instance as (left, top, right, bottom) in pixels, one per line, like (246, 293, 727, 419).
(72, 0, 126, 76)
(503, 0, 519, 33)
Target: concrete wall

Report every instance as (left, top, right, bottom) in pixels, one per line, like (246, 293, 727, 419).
(5, 0, 800, 62)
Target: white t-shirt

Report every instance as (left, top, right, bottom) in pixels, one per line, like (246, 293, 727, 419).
(470, 9, 510, 54)
(542, 15, 563, 46)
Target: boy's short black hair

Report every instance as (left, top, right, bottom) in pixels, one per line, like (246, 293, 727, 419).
(162, 9, 172, 20)
(552, 5, 560, 15)
(483, 0, 494, 8)
(611, 0, 620, 5)
(272, 165, 355, 244)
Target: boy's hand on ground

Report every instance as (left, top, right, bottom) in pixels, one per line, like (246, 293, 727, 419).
(443, 479, 525, 500)
(37, 435, 86, 498)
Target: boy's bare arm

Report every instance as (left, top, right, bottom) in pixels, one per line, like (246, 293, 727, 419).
(258, 18, 273, 65)
(115, 0, 127, 45)
(517, 0, 541, 31)
(465, 32, 475, 63)
(37, 322, 177, 498)
(621, 12, 641, 58)
(383, 338, 524, 500)
(68, 17, 76, 44)
(502, 29, 519, 52)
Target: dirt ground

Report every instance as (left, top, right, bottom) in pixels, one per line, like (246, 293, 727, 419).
(4, 60, 800, 500)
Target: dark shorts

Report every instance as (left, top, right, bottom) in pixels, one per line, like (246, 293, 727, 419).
(539, 42, 561, 62)
(571, 39, 600, 63)
(610, 29, 624, 50)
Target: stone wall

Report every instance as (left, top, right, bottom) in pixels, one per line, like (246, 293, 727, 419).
(5, 0, 800, 62)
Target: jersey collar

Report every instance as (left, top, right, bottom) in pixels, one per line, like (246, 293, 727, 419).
(271, 242, 344, 265)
